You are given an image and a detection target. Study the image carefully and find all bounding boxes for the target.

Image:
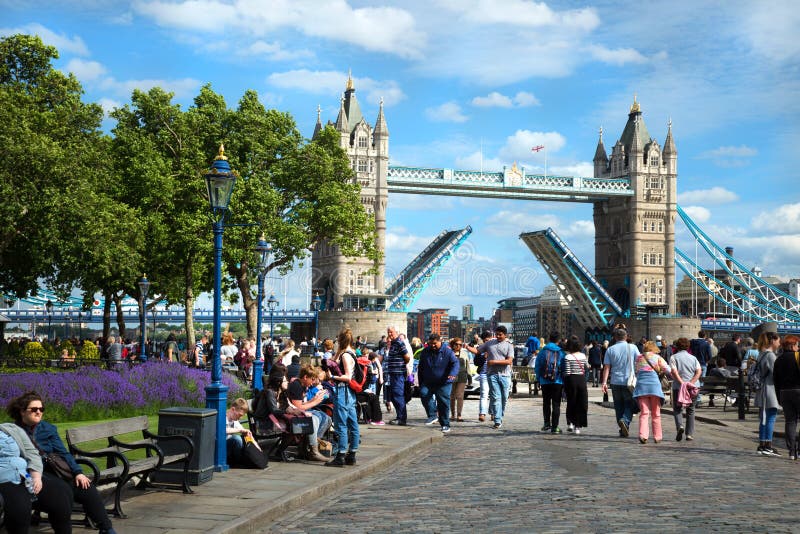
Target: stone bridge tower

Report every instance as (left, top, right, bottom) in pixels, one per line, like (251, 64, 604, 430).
(311, 74, 389, 309)
(592, 97, 677, 314)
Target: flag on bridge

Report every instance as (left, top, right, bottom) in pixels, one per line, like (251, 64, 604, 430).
(531, 145, 544, 152)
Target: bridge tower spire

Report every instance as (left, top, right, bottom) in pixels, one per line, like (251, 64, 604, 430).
(312, 73, 389, 310)
(593, 97, 677, 314)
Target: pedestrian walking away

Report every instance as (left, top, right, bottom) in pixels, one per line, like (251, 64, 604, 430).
(601, 326, 640, 438)
(536, 332, 566, 433)
(563, 336, 588, 434)
(669, 337, 701, 442)
(633, 342, 670, 444)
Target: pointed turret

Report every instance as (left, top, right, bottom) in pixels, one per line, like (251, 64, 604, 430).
(342, 70, 364, 135)
(312, 104, 322, 140)
(618, 94, 651, 157)
(593, 126, 608, 177)
(663, 118, 676, 155)
(374, 97, 388, 137)
(335, 94, 348, 133)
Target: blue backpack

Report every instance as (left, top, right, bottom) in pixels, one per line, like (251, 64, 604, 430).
(540, 348, 561, 381)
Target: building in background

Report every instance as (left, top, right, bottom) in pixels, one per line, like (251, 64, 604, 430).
(410, 308, 449, 340)
(462, 304, 474, 321)
(512, 296, 540, 342)
(538, 285, 576, 339)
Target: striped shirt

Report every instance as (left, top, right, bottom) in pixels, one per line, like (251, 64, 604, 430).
(563, 352, 587, 376)
(386, 339, 409, 375)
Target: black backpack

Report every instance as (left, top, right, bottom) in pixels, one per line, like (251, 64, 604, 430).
(540, 348, 561, 381)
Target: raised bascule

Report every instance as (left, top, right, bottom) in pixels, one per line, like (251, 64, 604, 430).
(6, 81, 799, 337)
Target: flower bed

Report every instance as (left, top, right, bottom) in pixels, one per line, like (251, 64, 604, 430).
(0, 362, 244, 422)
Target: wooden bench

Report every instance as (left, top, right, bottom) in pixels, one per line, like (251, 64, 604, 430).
(65, 415, 194, 518)
(698, 376, 729, 408)
(511, 366, 539, 396)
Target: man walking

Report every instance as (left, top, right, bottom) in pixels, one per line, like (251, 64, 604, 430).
(467, 326, 514, 429)
(535, 332, 566, 433)
(417, 334, 459, 433)
(385, 326, 410, 425)
(601, 327, 640, 437)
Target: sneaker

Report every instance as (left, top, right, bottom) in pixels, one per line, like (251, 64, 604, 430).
(493, 422, 502, 429)
(478, 414, 486, 422)
(757, 445, 765, 454)
(388, 419, 407, 426)
(639, 437, 647, 444)
(761, 447, 781, 457)
(567, 423, 575, 432)
(551, 427, 562, 434)
(441, 426, 450, 433)
(618, 419, 629, 437)
(686, 435, 694, 441)
(574, 428, 581, 435)
(676, 427, 684, 442)
(371, 420, 385, 426)
(425, 417, 438, 426)
(541, 425, 551, 432)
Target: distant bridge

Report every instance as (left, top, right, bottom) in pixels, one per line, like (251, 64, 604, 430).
(1, 308, 316, 324)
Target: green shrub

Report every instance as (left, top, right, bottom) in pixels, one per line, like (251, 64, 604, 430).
(59, 340, 76, 357)
(21, 341, 48, 361)
(78, 340, 100, 360)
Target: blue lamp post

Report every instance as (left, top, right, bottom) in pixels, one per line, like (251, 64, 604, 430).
(45, 300, 53, 341)
(138, 274, 150, 362)
(267, 293, 278, 372)
(203, 144, 237, 472)
(253, 236, 272, 393)
(311, 294, 322, 355)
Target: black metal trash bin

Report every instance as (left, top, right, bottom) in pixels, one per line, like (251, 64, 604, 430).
(152, 407, 216, 485)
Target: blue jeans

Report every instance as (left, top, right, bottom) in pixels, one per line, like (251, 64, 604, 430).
(226, 433, 244, 465)
(389, 374, 407, 423)
(420, 382, 453, 427)
(759, 407, 778, 441)
(487, 374, 510, 424)
(309, 409, 331, 443)
(610, 384, 635, 427)
(332, 384, 360, 454)
(478, 374, 489, 416)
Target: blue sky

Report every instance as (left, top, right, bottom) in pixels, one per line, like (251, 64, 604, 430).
(3, 0, 799, 319)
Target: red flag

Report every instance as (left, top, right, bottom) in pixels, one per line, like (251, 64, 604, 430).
(531, 145, 544, 152)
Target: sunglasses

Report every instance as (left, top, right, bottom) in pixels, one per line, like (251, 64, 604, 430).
(27, 407, 45, 413)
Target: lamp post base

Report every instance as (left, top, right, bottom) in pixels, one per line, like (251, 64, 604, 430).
(205, 381, 230, 472)
(252, 359, 264, 392)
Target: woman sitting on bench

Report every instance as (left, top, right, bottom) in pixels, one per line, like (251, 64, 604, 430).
(252, 364, 307, 461)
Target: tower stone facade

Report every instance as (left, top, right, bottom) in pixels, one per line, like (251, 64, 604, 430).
(593, 97, 677, 314)
(311, 74, 389, 309)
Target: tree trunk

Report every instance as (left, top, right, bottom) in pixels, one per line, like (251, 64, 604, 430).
(102, 290, 112, 340)
(233, 263, 257, 339)
(184, 261, 195, 351)
(114, 294, 127, 340)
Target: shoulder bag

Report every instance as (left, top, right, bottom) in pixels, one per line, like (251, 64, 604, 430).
(626, 345, 637, 392)
(648, 354, 671, 391)
(43, 452, 74, 481)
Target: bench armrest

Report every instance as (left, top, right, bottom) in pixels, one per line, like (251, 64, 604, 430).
(75, 457, 101, 482)
(143, 430, 195, 460)
(108, 436, 161, 456)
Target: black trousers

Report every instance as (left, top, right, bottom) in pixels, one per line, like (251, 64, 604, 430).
(781, 389, 800, 455)
(564, 375, 588, 428)
(73, 480, 113, 530)
(356, 391, 383, 422)
(0, 474, 74, 534)
(541, 383, 563, 429)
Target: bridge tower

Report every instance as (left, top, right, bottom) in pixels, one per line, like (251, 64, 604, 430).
(311, 73, 389, 309)
(593, 97, 678, 314)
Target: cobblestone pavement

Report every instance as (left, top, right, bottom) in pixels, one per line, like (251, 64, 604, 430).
(264, 394, 800, 533)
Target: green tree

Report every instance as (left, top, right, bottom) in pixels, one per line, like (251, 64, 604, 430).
(0, 34, 138, 303)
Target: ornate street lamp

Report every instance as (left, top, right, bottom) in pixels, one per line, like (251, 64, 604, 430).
(138, 274, 150, 362)
(253, 236, 272, 393)
(311, 294, 322, 355)
(204, 144, 237, 472)
(267, 293, 278, 372)
(45, 300, 53, 342)
(77, 312, 82, 342)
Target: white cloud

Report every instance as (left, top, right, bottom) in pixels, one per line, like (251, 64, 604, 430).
(425, 101, 468, 123)
(585, 44, 648, 65)
(682, 205, 711, 223)
(513, 91, 540, 107)
(100, 76, 201, 99)
(134, 0, 426, 59)
(267, 70, 405, 107)
(741, 0, 800, 63)
(472, 92, 513, 108)
(239, 40, 314, 61)
(498, 130, 566, 163)
(437, 0, 599, 31)
(697, 145, 758, 159)
(751, 203, 800, 235)
(65, 58, 107, 82)
(677, 186, 739, 205)
(550, 162, 594, 177)
(385, 229, 436, 252)
(0, 23, 89, 55)
(472, 91, 539, 108)
(454, 152, 505, 172)
(97, 97, 122, 116)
